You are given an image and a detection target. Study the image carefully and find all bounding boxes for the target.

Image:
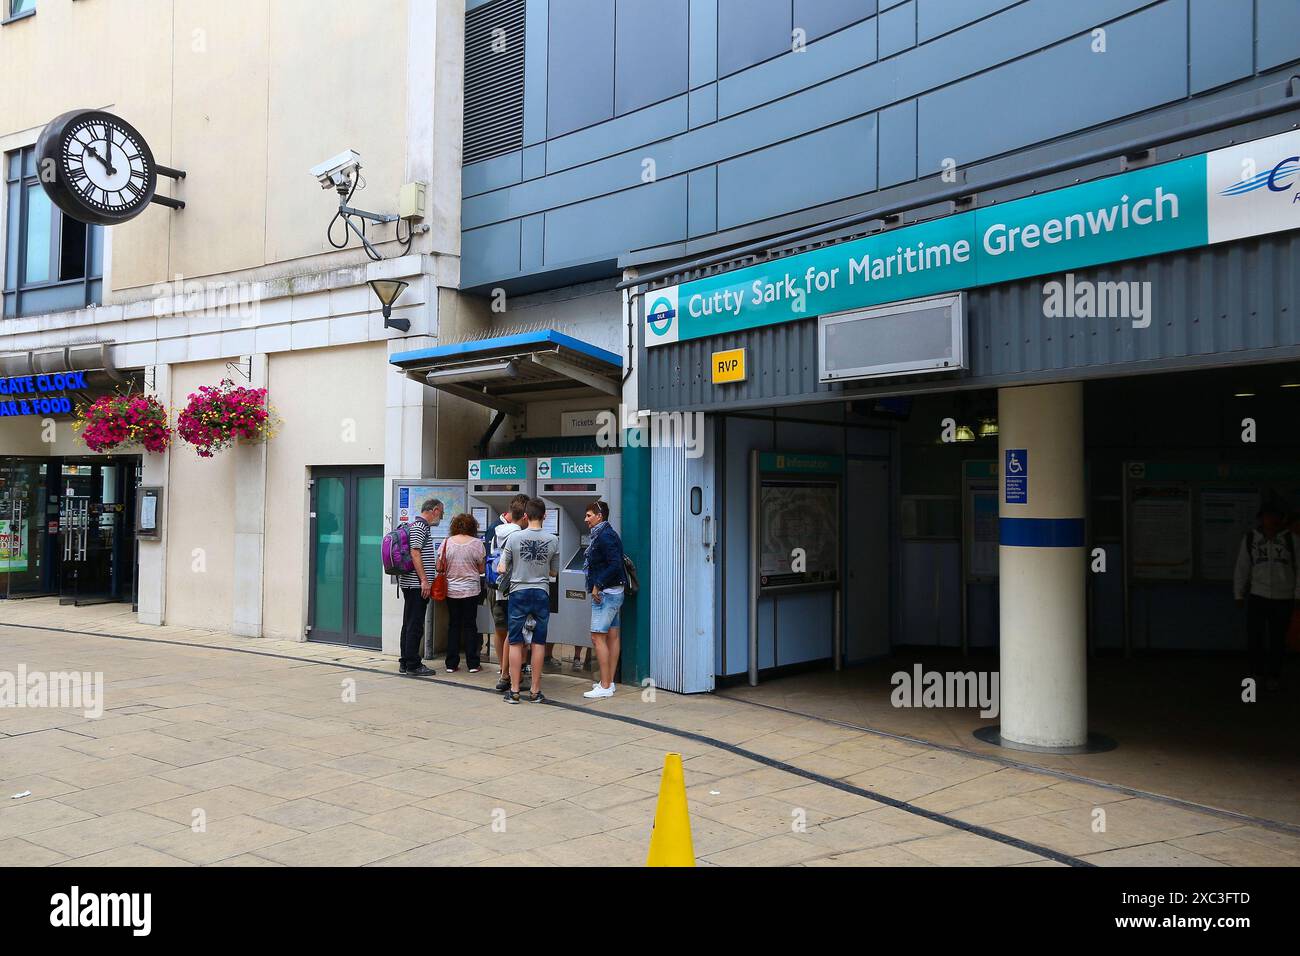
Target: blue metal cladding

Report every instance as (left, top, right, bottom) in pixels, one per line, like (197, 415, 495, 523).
(461, 0, 1300, 291)
(639, 231, 1300, 412)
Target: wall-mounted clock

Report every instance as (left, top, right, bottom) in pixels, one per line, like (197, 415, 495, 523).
(36, 109, 184, 226)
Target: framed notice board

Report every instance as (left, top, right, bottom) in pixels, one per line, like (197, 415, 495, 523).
(1123, 462, 1300, 584)
(136, 487, 163, 539)
(753, 452, 842, 593)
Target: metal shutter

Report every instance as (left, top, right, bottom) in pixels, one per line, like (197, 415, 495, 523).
(463, 0, 526, 167)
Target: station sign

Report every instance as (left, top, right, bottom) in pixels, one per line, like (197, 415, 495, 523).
(758, 453, 843, 475)
(537, 456, 606, 480)
(646, 129, 1300, 347)
(468, 458, 529, 481)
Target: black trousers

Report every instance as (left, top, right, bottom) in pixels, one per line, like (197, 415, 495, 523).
(445, 594, 482, 670)
(400, 587, 429, 669)
(1246, 595, 1291, 682)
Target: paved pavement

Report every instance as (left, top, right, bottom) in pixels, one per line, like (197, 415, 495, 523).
(2, 599, 1298, 867)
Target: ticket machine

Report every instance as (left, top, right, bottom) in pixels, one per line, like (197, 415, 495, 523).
(466, 457, 533, 539)
(535, 454, 622, 648)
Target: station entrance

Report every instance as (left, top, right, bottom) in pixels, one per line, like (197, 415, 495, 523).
(707, 361, 1300, 824)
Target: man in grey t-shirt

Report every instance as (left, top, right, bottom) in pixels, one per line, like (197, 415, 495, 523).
(498, 498, 559, 703)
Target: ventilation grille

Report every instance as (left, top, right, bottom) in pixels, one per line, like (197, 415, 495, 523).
(463, 0, 526, 167)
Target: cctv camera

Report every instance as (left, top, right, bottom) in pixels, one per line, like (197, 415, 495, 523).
(310, 150, 362, 191)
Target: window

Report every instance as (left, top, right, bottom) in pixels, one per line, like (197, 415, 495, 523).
(3, 146, 103, 318)
(6, 0, 36, 21)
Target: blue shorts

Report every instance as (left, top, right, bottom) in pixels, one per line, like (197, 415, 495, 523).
(590, 588, 624, 634)
(507, 588, 550, 645)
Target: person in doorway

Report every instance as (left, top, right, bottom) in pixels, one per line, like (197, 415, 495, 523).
(582, 499, 626, 700)
(499, 498, 559, 704)
(438, 513, 486, 673)
(1234, 496, 1299, 692)
(398, 499, 443, 676)
(490, 501, 528, 690)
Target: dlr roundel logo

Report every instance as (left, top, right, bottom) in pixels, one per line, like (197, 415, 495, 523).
(647, 295, 676, 336)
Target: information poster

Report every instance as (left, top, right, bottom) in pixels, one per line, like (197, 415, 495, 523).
(759, 481, 838, 579)
(1130, 485, 1193, 580)
(0, 518, 28, 571)
(1199, 489, 1258, 581)
(394, 482, 466, 543)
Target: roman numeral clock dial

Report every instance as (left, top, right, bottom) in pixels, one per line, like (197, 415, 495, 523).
(36, 109, 161, 226)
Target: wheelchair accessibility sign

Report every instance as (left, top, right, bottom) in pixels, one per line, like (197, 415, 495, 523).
(1004, 449, 1028, 504)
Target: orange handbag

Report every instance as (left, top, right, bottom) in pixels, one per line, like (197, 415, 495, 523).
(431, 542, 449, 601)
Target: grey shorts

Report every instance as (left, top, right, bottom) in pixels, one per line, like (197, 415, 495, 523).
(492, 599, 508, 629)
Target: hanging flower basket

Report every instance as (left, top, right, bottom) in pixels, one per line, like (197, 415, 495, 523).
(176, 378, 275, 458)
(74, 393, 172, 454)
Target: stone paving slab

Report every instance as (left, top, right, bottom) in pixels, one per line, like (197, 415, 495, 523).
(2, 598, 1297, 867)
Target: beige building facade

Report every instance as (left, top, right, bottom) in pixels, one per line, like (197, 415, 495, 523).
(0, 0, 489, 653)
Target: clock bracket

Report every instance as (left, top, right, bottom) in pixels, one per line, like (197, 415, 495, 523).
(151, 164, 187, 211)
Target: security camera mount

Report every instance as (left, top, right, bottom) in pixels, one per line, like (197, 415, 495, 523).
(314, 150, 403, 260)
(335, 196, 400, 260)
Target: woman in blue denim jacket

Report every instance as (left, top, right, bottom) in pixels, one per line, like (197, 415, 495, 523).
(582, 499, 626, 699)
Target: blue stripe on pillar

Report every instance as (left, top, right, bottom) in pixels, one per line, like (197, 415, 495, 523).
(999, 517, 1085, 548)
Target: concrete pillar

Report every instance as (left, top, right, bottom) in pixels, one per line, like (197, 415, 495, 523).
(232, 354, 269, 637)
(997, 382, 1087, 748)
(137, 363, 170, 626)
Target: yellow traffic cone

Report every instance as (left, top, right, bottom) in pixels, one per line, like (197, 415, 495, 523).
(646, 752, 695, 867)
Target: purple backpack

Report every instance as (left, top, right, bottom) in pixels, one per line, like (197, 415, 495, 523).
(382, 522, 416, 577)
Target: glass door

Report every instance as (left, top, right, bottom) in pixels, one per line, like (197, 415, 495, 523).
(0, 458, 52, 598)
(308, 466, 383, 648)
(56, 458, 137, 605)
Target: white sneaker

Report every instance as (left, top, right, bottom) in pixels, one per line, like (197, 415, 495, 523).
(583, 684, 615, 699)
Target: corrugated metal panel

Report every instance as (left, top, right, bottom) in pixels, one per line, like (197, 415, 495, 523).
(640, 232, 1300, 411)
(463, 0, 526, 167)
(649, 435, 716, 694)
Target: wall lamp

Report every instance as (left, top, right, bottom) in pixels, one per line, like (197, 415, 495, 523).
(369, 279, 410, 332)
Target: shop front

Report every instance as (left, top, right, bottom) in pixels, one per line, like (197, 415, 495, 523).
(628, 117, 1300, 752)
(0, 346, 141, 605)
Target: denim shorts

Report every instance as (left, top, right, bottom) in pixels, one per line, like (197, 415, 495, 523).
(507, 588, 550, 645)
(590, 588, 624, 634)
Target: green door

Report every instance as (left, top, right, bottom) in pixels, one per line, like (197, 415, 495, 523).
(309, 466, 383, 648)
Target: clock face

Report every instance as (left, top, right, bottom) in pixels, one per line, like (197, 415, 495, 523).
(36, 109, 159, 226)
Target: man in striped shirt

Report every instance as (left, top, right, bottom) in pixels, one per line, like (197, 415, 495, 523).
(398, 499, 443, 676)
